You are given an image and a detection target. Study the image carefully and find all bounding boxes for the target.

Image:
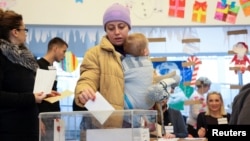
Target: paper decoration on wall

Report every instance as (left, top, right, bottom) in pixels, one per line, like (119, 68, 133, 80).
(60, 51, 78, 72)
(192, 1, 207, 23)
(227, 29, 248, 88)
(75, 0, 83, 3)
(239, 0, 250, 16)
(186, 56, 202, 86)
(152, 61, 191, 110)
(182, 38, 200, 55)
(214, 0, 240, 24)
(0, 0, 16, 9)
(168, 0, 185, 18)
(182, 28, 200, 55)
(230, 42, 250, 73)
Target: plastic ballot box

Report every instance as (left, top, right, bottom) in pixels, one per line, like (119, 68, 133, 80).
(39, 110, 158, 141)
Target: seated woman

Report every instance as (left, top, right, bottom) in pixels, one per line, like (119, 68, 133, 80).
(186, 76, 212, 137)
(153, 79, 188, 139)
(196, 91, 231, 138)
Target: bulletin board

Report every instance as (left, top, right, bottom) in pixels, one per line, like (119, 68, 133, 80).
(1, 0, 250, 26)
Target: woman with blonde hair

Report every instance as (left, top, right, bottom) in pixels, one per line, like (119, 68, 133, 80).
(196, 91, 231, 138)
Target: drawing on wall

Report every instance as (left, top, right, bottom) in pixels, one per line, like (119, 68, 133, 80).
(124, 0, 163, 19)
(6, 0, 250, 26)
(214, 0, 240, 24)
(239, 0, 250, 16)
(227, 29, 249, 87)
(75, 0, 83, 3)
(0, 0, 16, 9)
(192, 0, 207, 23)
(153, 61, 193, 110)
(230, 42, 250, 74)
(154, 0, 164, 13)
(60, 51, 79, 72)
(168, 0, 185, 18)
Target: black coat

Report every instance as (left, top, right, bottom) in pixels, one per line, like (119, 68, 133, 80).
(229, 83, 250, 125)
(0, 51, 39, 141)
(37, 58, 60, 113)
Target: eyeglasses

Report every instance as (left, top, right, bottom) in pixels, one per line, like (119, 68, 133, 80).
(17, 28, 28, 33)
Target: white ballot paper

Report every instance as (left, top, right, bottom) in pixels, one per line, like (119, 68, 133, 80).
(33, 68, 56, 95)
(85, 92, 115, 124)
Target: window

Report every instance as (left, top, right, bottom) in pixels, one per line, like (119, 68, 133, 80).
(55, 56, 246, 114)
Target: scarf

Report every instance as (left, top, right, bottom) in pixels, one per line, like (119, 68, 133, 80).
(0, 39, 38, 72)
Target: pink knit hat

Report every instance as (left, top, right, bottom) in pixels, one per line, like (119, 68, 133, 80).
(103, 3, 131, 31)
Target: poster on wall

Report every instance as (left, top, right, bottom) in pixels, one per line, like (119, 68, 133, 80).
(153, 61, 194, 110)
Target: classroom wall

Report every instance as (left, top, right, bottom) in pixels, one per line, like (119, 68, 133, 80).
(1, 0, 249, 57)
(3, 0, 248, 113)
(4, 0, 250, 26)
(26, 25, 250, 57)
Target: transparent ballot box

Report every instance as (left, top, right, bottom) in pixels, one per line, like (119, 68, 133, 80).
(39, 110, 158, 141)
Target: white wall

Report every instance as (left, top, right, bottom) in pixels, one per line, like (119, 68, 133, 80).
(6, 0, 250, 26)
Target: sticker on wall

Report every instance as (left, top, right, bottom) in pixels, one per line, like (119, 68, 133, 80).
(192, 1, 207, 23)
(0, 0, 17, 9)
(168, 0, 186, 18)
(239, 0, 250, 16)
(214, 0, 240, 24)
(60, 51, 79, 72)
(75, 0, 83, 3)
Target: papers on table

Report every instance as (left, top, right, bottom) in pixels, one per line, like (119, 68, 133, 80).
(33, 68, 56, 95)
(85, 91, 115, 124)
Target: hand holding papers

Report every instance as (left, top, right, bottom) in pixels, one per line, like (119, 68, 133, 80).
(44, 90, 74, 103)
(33, 68, 56, 95)
(85, 92, 115, 124)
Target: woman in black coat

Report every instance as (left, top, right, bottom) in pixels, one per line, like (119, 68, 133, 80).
(0, 9, 47, 141)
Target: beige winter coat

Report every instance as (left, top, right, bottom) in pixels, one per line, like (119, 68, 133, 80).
(75, 36, 125, 110)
